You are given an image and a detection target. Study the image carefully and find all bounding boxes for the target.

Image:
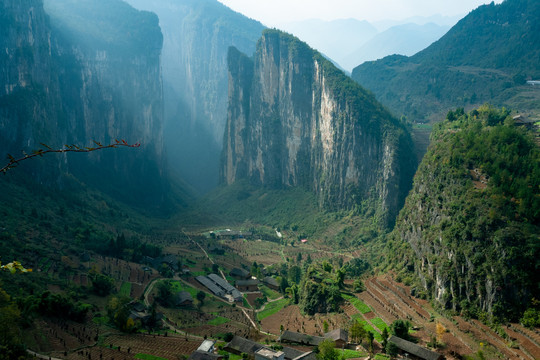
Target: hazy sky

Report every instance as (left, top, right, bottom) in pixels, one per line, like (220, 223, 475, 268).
(217, 0, 504, 25)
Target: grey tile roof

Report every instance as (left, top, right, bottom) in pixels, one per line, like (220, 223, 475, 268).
(196, 276, 225, 297)
(388, 335, 444, 360)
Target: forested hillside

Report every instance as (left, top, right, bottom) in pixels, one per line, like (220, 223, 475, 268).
(384, 106, 539, 322)
(352, 0, 540, 122)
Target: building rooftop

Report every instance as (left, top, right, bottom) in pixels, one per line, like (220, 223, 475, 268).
(388, 335, 444, 360)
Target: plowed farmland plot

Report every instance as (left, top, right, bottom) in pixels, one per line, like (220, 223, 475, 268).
(361, 275, 540, 360)
(505, 325, 540, 360)
(260, 304, 349, 336)
(222, 239, 283, 265)
(26, 318, 100, 355)
(102, 333, 201, 359)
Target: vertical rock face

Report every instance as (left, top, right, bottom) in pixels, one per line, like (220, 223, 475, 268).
(0, 0, 166, 204)
(222, 30, 416, 227)
(0, 0, 59, 159)
(124, 0, 265, 193)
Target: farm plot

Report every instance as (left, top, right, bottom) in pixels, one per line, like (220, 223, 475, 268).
(259, 304, 349, 337)
(101, 332, 201, 359)
(222, 239, 283, 265)
(362, 275, 540, 360)
(25, 318, 100, 355)
(180, 322, 252, 339)
(343, 294, 371, 314)
(246, 292, 264, 308)
(505, 325, 540, 360)
(257, 298, 289, 321)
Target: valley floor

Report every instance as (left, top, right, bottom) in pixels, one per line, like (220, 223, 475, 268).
(21, 227, 540, 360)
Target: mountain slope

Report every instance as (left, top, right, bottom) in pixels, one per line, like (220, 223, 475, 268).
(222, 30, 416, 228)
(385, 106, 539, 321)
(352, 0, 540, 122)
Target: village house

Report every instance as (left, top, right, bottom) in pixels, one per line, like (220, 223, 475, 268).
(196, 274, 242, 302)
(230, 267, 251, 279)
(262, 276, 280, 290)
(278, 329, 349, 348)
(236, 279, 259, 292)
(225, 336, 265, 356)
(388, 335, 445, 360)
(278, 331, 325, 346)
(324, 329, 348, 348)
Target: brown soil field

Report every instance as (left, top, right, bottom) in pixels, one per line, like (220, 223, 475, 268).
(260, 304, 349, 336)
(246, 292, 264, 308)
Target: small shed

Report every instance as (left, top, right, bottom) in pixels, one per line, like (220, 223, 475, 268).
(255, 348, 285, 360)
(175, 291, 193, 307)
(197, 340, 216, 353)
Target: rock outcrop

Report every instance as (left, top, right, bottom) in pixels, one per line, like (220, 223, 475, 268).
(388, 108, 539, 320)
(222, 30, 416, 227)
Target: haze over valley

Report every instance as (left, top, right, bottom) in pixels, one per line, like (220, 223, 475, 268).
(0, 1, 538, 360)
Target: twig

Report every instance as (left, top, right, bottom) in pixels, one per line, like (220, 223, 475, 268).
(1, 139, 140, 174)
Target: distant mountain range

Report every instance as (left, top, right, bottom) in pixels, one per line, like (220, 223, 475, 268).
(278, 16, 456, 72)
(340, 23, 450, 72)
(352, 0, 540, 122)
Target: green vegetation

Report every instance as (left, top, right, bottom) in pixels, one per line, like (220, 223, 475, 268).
(371, 317, 390, 333)
(316, 339, 340, 360)
(259, 285, 281, 300)
(338, 348, 367, 359)
(208, 316, 230, 326)
(135, 354, 168, 360)
(0, 285, 26, 359)
(89, 270, 116, 296)
(197, 181, 334, 239)
(257, 298, 288, 321)
(297, 262, 344, 315)
(386, 106, 539, 322)
(390, 320, 412, 341)
(343, 294, 371, 314)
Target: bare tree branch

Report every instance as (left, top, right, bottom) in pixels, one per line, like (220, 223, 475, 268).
(1, 139, 140, 174)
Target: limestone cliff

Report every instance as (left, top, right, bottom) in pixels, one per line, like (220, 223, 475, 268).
(222, 30, 416, 227)
(124, 0, 265, 193)
(0, 0, 166, 204)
